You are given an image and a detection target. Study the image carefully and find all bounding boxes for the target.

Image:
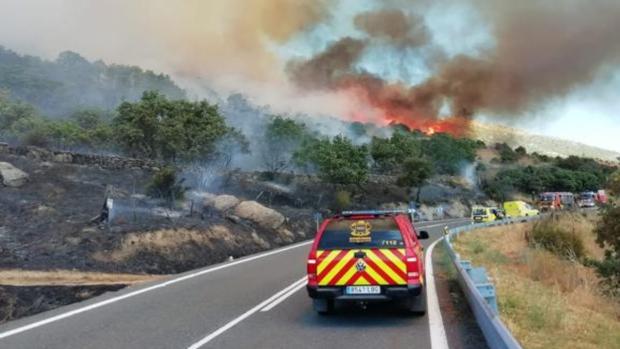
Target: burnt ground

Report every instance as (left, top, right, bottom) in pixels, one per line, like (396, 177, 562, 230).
(0, 285, 124, 324)
(0, 153, 314, 274)
(433, 242, 489, 349)
(0, 152, 153, 271)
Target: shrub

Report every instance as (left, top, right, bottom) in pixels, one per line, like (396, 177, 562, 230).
(422, 133, 479, 175)
(294, 135, 369, 186)
(592, 205, 620, 296)
(333, 190, 352, 211)
(495, 143, 518, 163)
(529, 220, 585, 260)
(370, 131, 422, 172)
(263, 116, 308, 173)
(146, 167, 186, 205)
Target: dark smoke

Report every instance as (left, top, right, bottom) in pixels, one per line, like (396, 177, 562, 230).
(353, 9, 429, 47)
(286, 37, 367, 90)
(286, 1, 620, 133)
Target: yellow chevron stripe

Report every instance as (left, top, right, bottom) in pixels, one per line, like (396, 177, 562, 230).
(334, 264, 357, 286)
(365, 251, 405, 284)
(321, 250, 355, 285)
(317, 250, 339, 275)
(363, 263, 388, 285)
(383, 249, 406, 274)
(353, 274, 370, 285)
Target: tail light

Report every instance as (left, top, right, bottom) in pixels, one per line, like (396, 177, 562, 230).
(307, 251, 317, 287)
(405, 250, 421, 285)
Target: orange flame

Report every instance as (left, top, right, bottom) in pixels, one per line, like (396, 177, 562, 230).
(342, 84, 472, 137)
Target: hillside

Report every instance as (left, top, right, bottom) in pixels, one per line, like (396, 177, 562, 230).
(0, 46, 185, 116)
(471, 121, 620, 162)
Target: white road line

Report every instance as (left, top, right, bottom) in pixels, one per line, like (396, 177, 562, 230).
(260, 280, 307, 312)
(0, 218, 463, 342)
(426, 237, 450, 349)
(0, 240, 313, 341)
(187, 276, 307, 349)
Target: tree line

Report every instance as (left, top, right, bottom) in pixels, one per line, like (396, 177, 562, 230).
(0, 47, 185, 117)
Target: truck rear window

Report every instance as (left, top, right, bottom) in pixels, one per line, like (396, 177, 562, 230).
(318, 218, 405, 250)
(473, 208, 486, 216)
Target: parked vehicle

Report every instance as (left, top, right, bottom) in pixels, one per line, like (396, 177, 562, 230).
(471, 206, 507, 223)
(503, 201, 540, 218)
(538, 192, 575, 211)
(596, 190, 608, 205)
(538, 192, 561, 212)
(578, 192, 597, 208)
(558, 192, 576, 209)
(471, 206, 496, 223)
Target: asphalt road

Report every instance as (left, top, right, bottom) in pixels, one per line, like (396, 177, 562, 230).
(0, 218, 471, 349)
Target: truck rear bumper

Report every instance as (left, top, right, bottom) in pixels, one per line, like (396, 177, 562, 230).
(307, 285, 422, 301)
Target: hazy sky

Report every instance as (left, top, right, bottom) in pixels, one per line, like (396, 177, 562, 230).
(0, 0, 618, 152)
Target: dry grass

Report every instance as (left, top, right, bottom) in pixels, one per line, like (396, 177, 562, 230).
(0, 269, 160, 286)
(93, 225, 234, 262)
(453, 213, 620, 349)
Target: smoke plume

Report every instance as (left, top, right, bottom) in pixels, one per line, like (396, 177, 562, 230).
(286, 0, 620, 134)
(2, 0, 620, 137)
(353, 9, 429, 47)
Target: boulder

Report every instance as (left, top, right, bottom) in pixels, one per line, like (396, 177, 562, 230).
(277, 228, 295, 243)
(24, 146, 52, 161)
(206, 195, 240, 212)
(251, 232, 271, 249)
(0, 162, 29, 187)
(53, 153, 73, 163)
(444, 200, 468, 218)
(234, 201, 285, 230)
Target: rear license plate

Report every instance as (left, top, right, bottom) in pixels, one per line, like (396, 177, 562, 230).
(345, 286, 381, 295)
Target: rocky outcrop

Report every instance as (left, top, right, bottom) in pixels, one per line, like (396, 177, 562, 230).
(4, 145, 160, 171)
(206, 195, 240, 212)
(233, 201, 286, 230)
(0, 162, 29, 187)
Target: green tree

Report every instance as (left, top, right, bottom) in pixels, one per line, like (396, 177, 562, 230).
(515, 146, 527, 156)
(495, 143, 519, 163)
(592, 206, 620, 295)
(608, 170, 620, 196)
(0, 46, 185, 117)
(422, 133, 479, 174)
(215, 128, 250, 168)
(146, 167, 187, 206)
(263, 116, 308, 172)
(370, 131, 422, 173)
(113, 91, 231, 162)
(0, 91, 38, 137)
(295, 135, 369, 186)
(396, 157, 433, 202)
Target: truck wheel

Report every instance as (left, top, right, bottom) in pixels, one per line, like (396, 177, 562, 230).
(313, 299, 334, 315)
(404, 291, 426, 316)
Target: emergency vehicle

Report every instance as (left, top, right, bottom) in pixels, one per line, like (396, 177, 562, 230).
(578, 192, 597, 208)
(306, 210, 429, 315)
(504, 201, 540, 218)
(538, 192, 562, 212)
(596, 190, 608, 205)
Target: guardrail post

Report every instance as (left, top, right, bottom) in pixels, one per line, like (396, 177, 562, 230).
(476, 284, 498, 315)
(467, 267, 499, 314)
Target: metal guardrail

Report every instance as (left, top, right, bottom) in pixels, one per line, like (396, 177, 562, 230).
(443, 216, 541, 349)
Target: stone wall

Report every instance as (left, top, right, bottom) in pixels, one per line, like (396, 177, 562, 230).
(0, 143, 160, 171)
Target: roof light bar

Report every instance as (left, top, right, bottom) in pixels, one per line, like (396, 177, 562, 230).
(341, 209, 416, 216)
